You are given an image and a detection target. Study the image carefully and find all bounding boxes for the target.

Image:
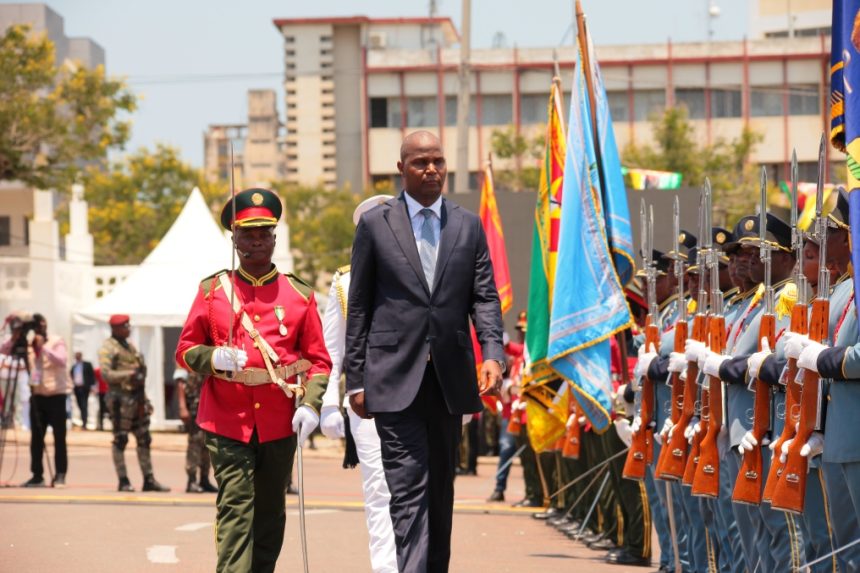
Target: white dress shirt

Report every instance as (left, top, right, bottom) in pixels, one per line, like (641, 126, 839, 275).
(403, 192, 442, 266)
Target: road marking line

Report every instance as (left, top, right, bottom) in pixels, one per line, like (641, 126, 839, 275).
(146, 545, 179, 564)
(175, 522, 212, 532)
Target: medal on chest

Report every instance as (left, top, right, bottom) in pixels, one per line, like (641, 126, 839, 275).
(274, 305, 287, 336)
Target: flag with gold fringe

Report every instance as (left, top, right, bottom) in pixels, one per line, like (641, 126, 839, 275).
(479, 160, 513, 314)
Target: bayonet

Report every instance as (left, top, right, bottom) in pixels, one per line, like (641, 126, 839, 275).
(790, 149, 807, 306)
(673, 197, 686, 324)
(760, 166, 774, 316)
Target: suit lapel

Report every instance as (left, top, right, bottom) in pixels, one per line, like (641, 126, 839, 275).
(384, 193, 431, 296)
(431, 199, 463, 295)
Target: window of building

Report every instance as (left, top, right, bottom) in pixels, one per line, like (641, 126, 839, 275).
(520, 93, 548, 125)
(287, 89, 296, 96)
(286, 63, 296, 70)
(320, 35, 332, 42)
(406, 96, 439, 127)
(751, 88, 784, 117)
(633, 90, 665, 121)
(482, 94, 513, 125)
(0, 216, 9, 246)
(285, 36, 295, 43)
(285, 50, 295, 57)
(675, 88, 706, 119)
(607, 91, 629, 122)
(789, 85, 819, 116)
(710, 88, 742, 118)
(369, 97, 403, 128)
(321, 62, 332, 69)
(444, 96, 476, 126)
(320, 49, 332, 56)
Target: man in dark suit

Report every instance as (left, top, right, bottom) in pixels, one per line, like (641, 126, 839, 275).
(69, 351, 95, 430)
(346, 130, 505, 572)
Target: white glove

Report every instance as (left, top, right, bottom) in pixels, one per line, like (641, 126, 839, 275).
(631, 415, 642, 434)
(800, 432, 824, 458)
(211, 347, 248, 372)
(685, 339, 708, 366)
(668, 352, 687, 374)
(292, 406, 320, 444)
(614, 418, 633, 447)
(635, 343, 658, 389)
(748, 337, 772, 381)
(737, 430, 771, 454)
(319, 406, 345, 439)
(685, 419, 701, 445)
(656, 418, 673, 445)
(578, 416, 587, 426)
(703, 352, 729, 378)
(798, 341, 827, 373)
(566, 413, 576, 429)
(783, 332, 811, 360)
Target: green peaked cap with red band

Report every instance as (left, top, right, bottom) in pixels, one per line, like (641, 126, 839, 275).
(220, 188, 283, 230)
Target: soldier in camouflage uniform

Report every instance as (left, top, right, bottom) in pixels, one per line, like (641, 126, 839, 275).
(175, 367, 217, 493)
(98, 314, 169, 492)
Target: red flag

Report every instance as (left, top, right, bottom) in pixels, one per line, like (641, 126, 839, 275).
(479, 160, 513, 314)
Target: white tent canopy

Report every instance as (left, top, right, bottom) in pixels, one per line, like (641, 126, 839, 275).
(72, 187, 234, 429)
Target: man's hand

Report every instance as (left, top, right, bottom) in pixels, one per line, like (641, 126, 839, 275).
(178, 405, 191, 426)
(319, 406, 345, 439)
(478, 360, 503, 396)
(212, 347, 248, 372)
(349, 391, 372, 419)
(292, 406, 320, 444)
(32, 333, 45, 351)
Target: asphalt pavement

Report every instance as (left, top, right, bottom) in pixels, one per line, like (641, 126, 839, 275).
(0, 427, 660, 572)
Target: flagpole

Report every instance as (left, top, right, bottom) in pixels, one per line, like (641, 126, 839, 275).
(574, 0, 604, 183)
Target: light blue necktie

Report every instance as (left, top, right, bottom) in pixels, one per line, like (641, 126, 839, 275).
(418, 208, 437, 290)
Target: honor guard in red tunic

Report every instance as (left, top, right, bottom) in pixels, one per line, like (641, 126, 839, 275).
(175, 187, 331, 573)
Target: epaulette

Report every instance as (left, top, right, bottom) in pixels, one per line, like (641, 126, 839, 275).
(285, 272, 313, 301)
(337, 264, 351, 275)
(200, 269, 227, 297)
(775, 282, 798, 320)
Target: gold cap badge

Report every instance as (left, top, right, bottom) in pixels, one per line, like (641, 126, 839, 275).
(251, 192, 264, 206)
(716, 232, 726, 243)
(744, 219, 755, 231)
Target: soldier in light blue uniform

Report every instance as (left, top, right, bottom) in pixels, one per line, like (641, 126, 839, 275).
(792, 190, 860, 572)
(710, 213, 805, 573)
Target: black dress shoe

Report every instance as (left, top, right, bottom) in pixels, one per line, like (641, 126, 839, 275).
(512, 498, 542, 508)
(142, 476, 170, 492)
(22, 476, 45, 488)
(486, 490, 505, 502)
(199, 479, 218, 493)
(581, 531, 603, 544)
(51, 473, 66, 488)
(558, 521, 582, 534)
(531, 507, 560, 520)
(285, 485, 298, 495)
(118, 477, 135, 492)
(186, 479, 204, 493)
(547, 514, 570, 527)
(588, 538, 617, 551)
(605, 549, 651, 567)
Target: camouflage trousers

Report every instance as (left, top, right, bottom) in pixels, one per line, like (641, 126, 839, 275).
(185, 419, 211, 480)
(107, 390, 153, 480)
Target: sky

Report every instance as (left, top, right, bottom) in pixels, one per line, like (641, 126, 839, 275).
(8, 0, 749, 167)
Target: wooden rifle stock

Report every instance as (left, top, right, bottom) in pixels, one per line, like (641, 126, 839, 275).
(664, 315, 705, 480)
(692, 315, 726, 497)
(771, 298, 829, 513)
(656, 319, 690, 480)
(732, 314, 776, 505)
(623, 321, 659, 480)
(562, 400, 582, 459)
(762, 303, 807, 502)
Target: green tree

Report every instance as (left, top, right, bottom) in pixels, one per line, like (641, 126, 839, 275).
(0, 25, 136, 190)
(489, 126, 544, 191)
(277, 185, 360, 288)
(83, 144, 223, 265)
(622, 106, 763, 226)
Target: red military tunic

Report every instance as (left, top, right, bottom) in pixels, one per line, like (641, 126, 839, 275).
(175, 266, 331, 444)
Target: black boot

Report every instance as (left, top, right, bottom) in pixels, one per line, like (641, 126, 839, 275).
(199, 478, 218, 493)
(186, 478, 204, 493)
(142, 475, 170, 492)
(118, 476, 134, 492)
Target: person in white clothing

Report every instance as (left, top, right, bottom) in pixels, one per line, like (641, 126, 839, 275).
(318, 194, 397, 573)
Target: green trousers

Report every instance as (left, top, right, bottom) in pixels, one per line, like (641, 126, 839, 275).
(205, 430, 297, 573)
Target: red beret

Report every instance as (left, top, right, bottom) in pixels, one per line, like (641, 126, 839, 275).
(109, 314, 130, 326)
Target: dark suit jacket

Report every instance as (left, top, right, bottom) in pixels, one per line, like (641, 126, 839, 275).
(345, 193, 505, 415)
(69, 360, 96, 389)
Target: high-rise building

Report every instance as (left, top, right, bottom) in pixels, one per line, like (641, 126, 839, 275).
(749, 0, 832, 39)
(203, 89, 285, 187)
(272, 15, 834, 193)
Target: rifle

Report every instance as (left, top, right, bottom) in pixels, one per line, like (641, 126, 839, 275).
(623, 202, 658, 480)
(656, 197, 687, 480)
(562, 399, 582, 459)
(732, 167, 776, 505)
(692, 178, 725, 498)
(666, 192, 709, 480)
(771, 134, 829, 514)
(763, 150, 807, 503)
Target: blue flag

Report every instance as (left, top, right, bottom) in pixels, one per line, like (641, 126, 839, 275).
(586, 32, 635, 287)
(548, 34, 632, 433)
(831, 0, 860, 315)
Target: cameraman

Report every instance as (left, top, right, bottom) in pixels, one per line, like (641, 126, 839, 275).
(98, 314, 169, 493)
(21, 313, 70, 488)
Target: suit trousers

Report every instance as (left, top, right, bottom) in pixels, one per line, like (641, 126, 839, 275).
(347, 405, 398, 573)
(375, 364, 462, 573)
(205, 430, 296, 573)
(73, 386, 89, 428)
(30, 394, 67, 478)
